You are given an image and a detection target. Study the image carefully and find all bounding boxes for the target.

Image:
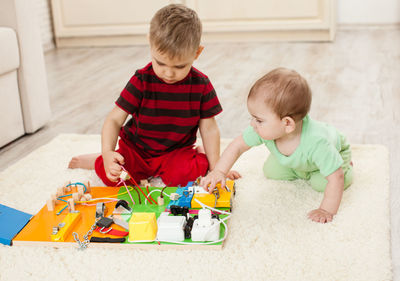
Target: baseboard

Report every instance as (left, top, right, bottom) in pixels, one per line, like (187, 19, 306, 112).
(338, 23, 400, 30)
(43, 41, 56, 53)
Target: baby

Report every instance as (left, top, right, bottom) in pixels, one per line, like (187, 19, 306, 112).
(201, 68, 353, 223)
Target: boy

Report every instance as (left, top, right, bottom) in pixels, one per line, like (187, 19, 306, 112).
(69, 4, 236, 186)
(201, 68, 353, 223)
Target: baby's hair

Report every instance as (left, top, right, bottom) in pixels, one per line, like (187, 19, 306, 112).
(149, 4, 202, 59)
(248, 68, 312, 121)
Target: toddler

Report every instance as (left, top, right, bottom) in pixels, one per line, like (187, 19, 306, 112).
(201, 68, 353, 223)
(69, 4, 238, 186)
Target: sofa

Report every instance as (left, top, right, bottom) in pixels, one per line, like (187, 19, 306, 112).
(0, 0, 51, 147)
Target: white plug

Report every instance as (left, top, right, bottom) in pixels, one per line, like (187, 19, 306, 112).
(191, 208, 220, 241)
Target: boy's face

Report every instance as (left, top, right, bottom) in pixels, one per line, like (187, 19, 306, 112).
(150, 46, 200, 84)
(247, 94, 286, 140)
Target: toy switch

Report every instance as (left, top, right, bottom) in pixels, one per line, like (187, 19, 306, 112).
(197, 209, 212, 227)
(157, 213, 186, 242)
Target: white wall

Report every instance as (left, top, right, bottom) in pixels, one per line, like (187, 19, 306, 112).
(35, 0, 400, 51)
(338, 0, 400, 24)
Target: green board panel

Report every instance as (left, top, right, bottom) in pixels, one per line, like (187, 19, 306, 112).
(117, 185, 227, 246)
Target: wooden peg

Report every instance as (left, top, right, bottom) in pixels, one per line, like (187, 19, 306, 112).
(77, 186, 84, 197)
(140, 179, 149, 186)
(72, 192, 80, 202)
(157, 196, 164, 205)
(67, 198, 75, 212)
(63, 181, 72, 192)
(56, 187, 64, 197)
(46, 199, 55, 211)
(120, 171, 129, 181)
(86, 181, 91, 193)
(51, 194, 60, 204)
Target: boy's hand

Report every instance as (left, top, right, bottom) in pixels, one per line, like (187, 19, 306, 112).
(103, 151, 125, 182)
(200, 170, 226, 193)
(307, 208, 334, 223)
(227, 170, 241, 180)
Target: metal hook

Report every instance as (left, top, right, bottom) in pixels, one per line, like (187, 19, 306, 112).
(99, 227, 112, 234)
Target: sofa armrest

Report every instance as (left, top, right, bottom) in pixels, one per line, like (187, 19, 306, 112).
(0, 0, 51, 133)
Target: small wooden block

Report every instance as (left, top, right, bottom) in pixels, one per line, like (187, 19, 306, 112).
(67, 198, 75, 212)
(157, 196, 165, 205)
(46, 199, 55, 211)
(170, 193, 180, 200)
(140, 179, 149, 186)
(86, 181, 91, 193)
(72, 193, 80, 202)
(120, 171, 129, 181)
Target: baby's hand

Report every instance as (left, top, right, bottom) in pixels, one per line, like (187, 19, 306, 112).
(103, 151, 125, 182)
(200, 170, 226, 193)
(307, 208, 334, 223)
(227, 170, 241, 180)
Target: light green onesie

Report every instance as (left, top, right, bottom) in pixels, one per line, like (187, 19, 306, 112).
(242, 115, 353, 192)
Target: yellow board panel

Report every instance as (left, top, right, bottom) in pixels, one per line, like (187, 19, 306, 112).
(191, 180, 235, 209)
(50, 211, 82, 242)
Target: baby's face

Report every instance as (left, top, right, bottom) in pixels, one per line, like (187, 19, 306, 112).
(247, 95, 286, 140)
(150, 47, 197, 84)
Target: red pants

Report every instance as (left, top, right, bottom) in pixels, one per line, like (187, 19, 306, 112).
(95, 138, 209, 187)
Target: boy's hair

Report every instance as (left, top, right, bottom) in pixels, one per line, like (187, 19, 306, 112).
(248, 68, 312, 121)
(149, 4, 202, 59)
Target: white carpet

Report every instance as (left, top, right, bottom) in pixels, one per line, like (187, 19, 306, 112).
(0, 134, 392, 281)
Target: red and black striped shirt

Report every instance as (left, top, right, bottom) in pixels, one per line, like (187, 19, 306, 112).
(116, 62, 222, 158)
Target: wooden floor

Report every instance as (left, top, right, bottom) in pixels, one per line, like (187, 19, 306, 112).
(1, 27, 400, 278)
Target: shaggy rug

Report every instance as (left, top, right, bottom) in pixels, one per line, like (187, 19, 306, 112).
(0, 134, 392, 281)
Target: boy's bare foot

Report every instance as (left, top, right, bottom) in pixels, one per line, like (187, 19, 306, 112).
(68, 153, 100, 170)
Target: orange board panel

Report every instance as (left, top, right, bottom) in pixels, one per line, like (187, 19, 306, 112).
(13, 187, 127, 245)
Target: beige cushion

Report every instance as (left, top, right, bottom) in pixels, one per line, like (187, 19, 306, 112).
(0, 0, 51, 138)
(0, 70, 24, 146)
(0, 27, 19, 74)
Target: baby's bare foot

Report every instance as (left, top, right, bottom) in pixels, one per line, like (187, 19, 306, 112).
(68, 153, 100, 170)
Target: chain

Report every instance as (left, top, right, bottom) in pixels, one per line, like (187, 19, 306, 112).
(213, 189, 220, 208)
(73, 217, 99, 250)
